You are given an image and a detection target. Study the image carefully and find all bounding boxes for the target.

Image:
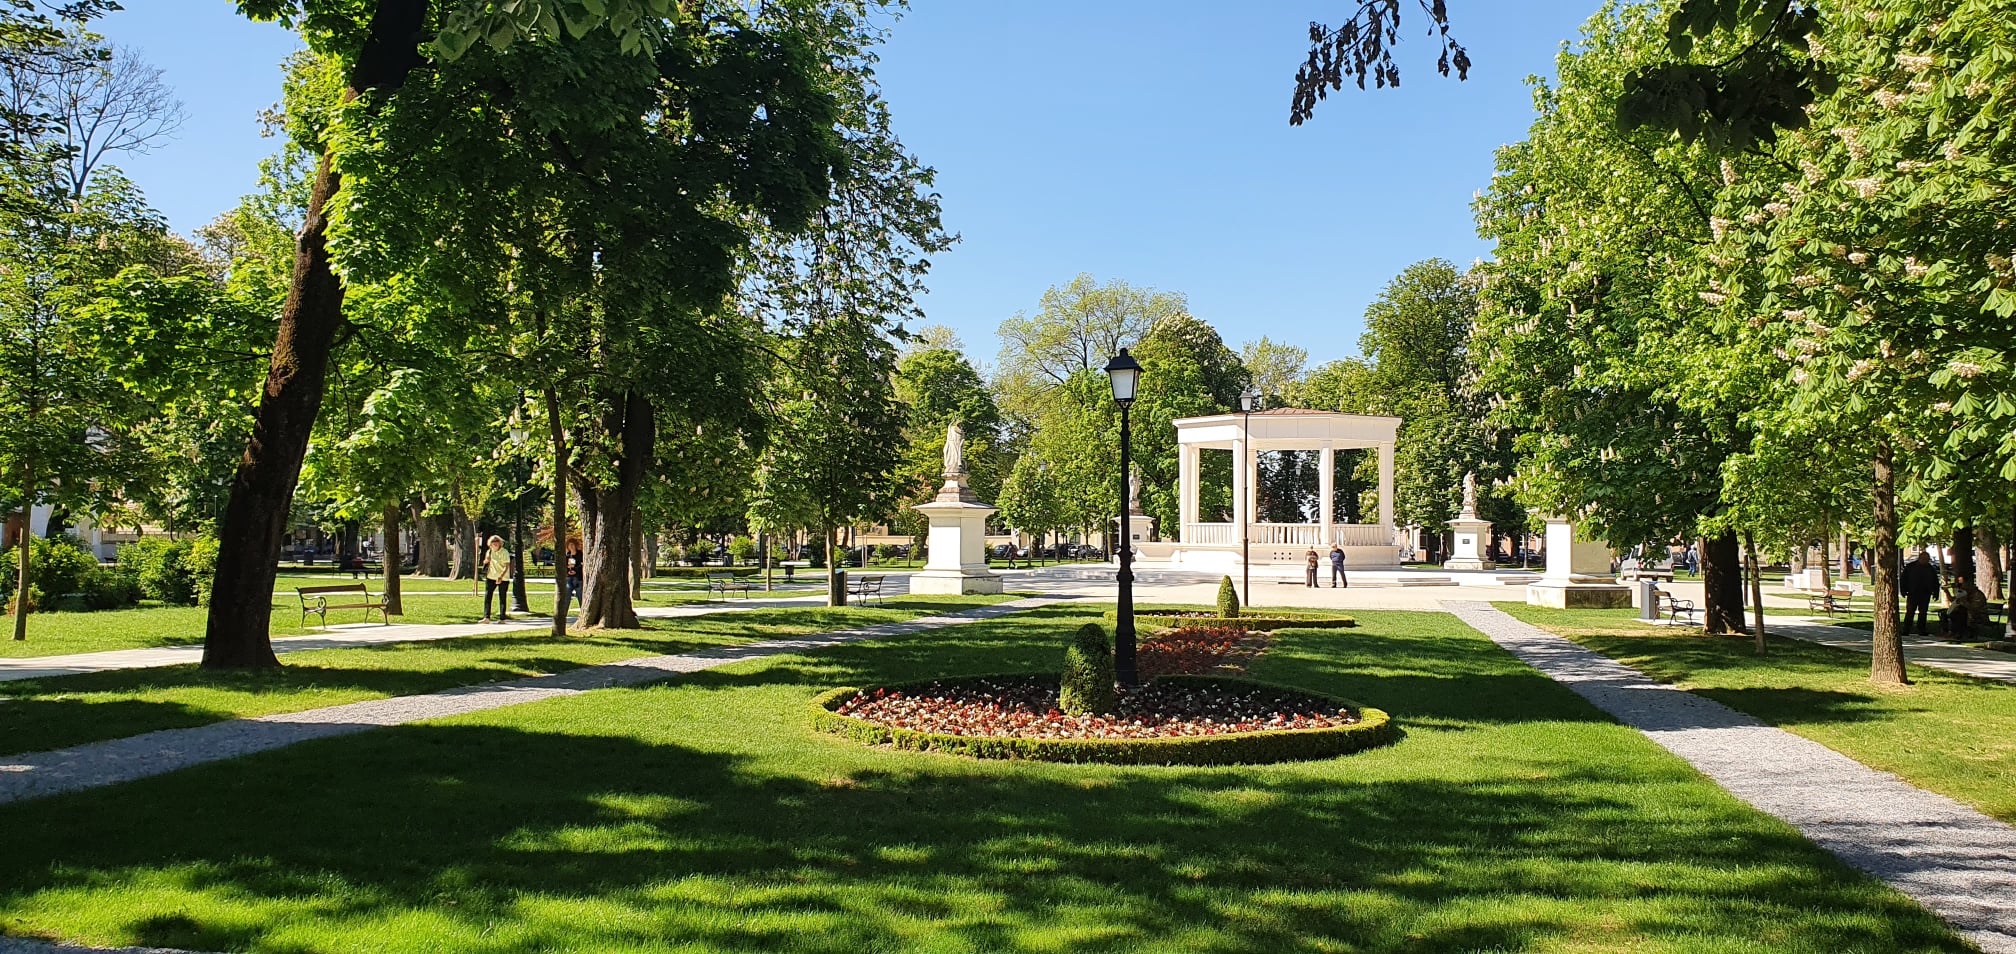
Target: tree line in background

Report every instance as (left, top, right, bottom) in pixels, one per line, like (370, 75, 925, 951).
(3, 0, 2010, 689)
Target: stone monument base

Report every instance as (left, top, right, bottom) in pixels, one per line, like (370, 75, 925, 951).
(1526, 580, 1632, 609)
(1445, 517, 1495, 571)
(909, 568, 1004, 596)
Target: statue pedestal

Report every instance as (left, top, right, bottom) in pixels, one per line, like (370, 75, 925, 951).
(1444, 516, 1495, 571)
(910, 475, 1003, 596)
(1526, 516, 1628, 608)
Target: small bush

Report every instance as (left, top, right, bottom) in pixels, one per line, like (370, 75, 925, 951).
(728, 536, 759, 565)
(876, 543, 901, 563)
(1060, 623, 1118, 715)
(3, 536, 136, 613)
(80, 568, 140, 610)
(1217, 576, 1240, 618)
(118, 537, 199, 605)
(182, 535, 220, 605)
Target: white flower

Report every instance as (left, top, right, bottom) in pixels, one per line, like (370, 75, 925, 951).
(1807, 36, 1828, 58)
(1792, 274, 1823, 289)
(1873, 90, 1908, 109)
(1793, 368, 1810, 386)
(1744, 211, 1769, 226)
(1944, 140, 1964, 162)
(1765, 201, 1793, 217)
(1801, 160, 1825, 184)
(1849, 252, 1870, 265)
(1896, 54, 1936, 72)
(1848, 359, 1877, 381)
(1910, 80, 1934, 94)
(1950, 360, 1983, 378)
(1698, 291, 1727, 306)
(1845, 178, 1882, 199)
(1833, 127, 1871, 160)
(1904, 257, 1930, 279)
(1721, 159, 1738, 187)
(1895, 160, 1930, 173)
(1986, 254, 2012, 275)
(1783, 308, 1808, 321)
(1710, 217, 1731, 240)
(1966, 80, 1990, 98)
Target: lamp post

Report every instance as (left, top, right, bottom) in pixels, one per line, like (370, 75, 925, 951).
(1239, 385, 1261, 608)
(1104, 348, 1143, 687)
(509, 394, 531, 614)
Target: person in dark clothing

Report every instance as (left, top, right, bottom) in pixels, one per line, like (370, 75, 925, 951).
(564, 545, 583, 613)
(1304, 549, 1320, 587)
(1900, 551, 1940, 637)
(1329, 545, 1348, 588)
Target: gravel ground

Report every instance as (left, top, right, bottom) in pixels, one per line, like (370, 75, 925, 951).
(0, 597, 1064, 808)
(1446, 599, 2016, 954)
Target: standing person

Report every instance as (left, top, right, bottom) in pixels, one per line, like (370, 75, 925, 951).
(564, 544, 583, 614)
(481, 535, 513, 623)
(1304, 548, 1320, 588)
(1900, 550, 1939, 638)
(1329, 544, 1348, 588)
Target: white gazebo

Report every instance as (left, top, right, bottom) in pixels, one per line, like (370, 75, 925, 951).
(1153, 409, 1402, 568)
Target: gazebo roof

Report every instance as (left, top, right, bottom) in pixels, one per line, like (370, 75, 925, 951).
(1172, 408, 1400, 449)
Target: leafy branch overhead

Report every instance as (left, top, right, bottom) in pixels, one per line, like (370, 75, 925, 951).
(1291, 0, 1468, 126)
(1291, 0, 1831, 151)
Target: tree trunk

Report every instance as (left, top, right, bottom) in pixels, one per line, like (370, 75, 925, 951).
(1840, 526, 1854, 579)
(1952, 526, 1976, 592)
(1819, 534, 1833, 592)
(2007, 501, 2015, 637)
(544, 386, 570, 639)
(643, 532, 658, 579)
(826, 523, 846, 607)
(1699, 531, 1745, 634)
(629, 510, 644, 602)
(579, 391, 651, 629)
(1870, 443, 1907, 684)
(200, 0, 428, 670)
(1745, 530, 1766, 654)
(380, 503, 404, 616)
(450, 505, 477, 582)
(12, 461, 30, 640)
(414, 504, 451, 577)
(1975, 525, 2003, 603)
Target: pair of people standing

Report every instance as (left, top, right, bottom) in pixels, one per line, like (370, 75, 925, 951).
(479, 537, 585, 622)
(1302, 546, 1349, 588)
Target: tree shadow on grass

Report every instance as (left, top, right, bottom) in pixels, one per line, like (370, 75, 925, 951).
(0, 720, 1967, 954)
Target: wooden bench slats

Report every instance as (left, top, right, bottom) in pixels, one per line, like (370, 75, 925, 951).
(297, 583, 388, 627)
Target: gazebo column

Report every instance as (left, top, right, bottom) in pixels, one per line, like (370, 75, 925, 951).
(1178, 444, 1199, 530)
(1318, 444, 1335, 544)
(1230, 437, 1247, 536)
(1377, 441, 1396, 531)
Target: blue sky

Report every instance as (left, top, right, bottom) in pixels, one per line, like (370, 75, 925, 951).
(95, 1, 1603, 369)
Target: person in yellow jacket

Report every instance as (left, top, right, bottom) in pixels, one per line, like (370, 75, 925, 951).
(481, 535, 514, 623)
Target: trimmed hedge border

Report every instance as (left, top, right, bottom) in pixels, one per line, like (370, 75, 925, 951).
(811, 673, 1396, 766)
(1109, 612, 1358, 630)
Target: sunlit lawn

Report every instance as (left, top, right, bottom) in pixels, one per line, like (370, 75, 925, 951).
(1502, 603, 2016, 824)
(0, 598, 996, 759)
(0, 607, 1966, 953)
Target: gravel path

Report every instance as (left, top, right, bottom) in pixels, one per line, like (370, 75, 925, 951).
(0, 598, 826, 682)
(0, 597, 1062, 807)
(1445, 599, 2016, 953)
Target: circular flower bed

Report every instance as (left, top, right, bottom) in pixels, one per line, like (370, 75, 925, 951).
(812, 674, 1395, 765)
(1139, 625, 1269, 678)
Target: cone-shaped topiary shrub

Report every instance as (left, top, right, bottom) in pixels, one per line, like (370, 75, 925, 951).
(1060, 622, 1119, 715)
(1217, 575, 1240, 619)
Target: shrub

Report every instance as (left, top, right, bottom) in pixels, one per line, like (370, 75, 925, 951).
(1060, 623, 1118, 715)
(728, 535, 759, 565)
(118, 537, 199, 605)
(876, 543, 900, 563)
(3, 536, 136, 613)
(80, 568, 140, 610)
(811, 675, 1398, 766)
(1216, 575, 1240, 618)
(182, 535, 220, 605)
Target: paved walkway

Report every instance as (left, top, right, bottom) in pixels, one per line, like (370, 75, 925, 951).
(1766, 618, 2016, 684)
(0, 597, 828, 683)
(0, 597, 1061, 807)
(1445, 600, 2016, 954)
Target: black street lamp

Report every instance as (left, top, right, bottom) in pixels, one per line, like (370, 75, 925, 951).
(509, 394, 531, 614)
(1239, 385, 1261, 608)
(1104, 347, 1143, 687)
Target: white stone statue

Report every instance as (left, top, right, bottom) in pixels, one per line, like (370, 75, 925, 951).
(943, 421, 965, 476)
(1127, 464, 1143, 514)
(1461, 471, 1479, 516)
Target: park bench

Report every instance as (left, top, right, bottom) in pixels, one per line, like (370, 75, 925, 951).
(296, 583, 387, 627)
(846, 574, 885, 606)
(1652, 587, 1698, 625)
(1805, 583, 1859, 616)
(706, 571, 752, 600)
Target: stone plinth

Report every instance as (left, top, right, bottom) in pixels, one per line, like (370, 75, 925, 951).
(1526, 515, 1628, 609)
(910, 475, 1003, 596)
(1444, 516, 1496, 571)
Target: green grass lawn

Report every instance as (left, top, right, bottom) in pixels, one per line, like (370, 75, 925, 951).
(0, 606, 1966, 952)
(0, 599, 995, 759)
(0, 579, 747, 659)
(1502, 604, 2016, 825)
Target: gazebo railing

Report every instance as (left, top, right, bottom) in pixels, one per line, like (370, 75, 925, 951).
(1182, 523, 1391, 547)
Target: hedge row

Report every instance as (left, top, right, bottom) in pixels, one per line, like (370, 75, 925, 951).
(1110, 612, 1357, 630)
(810, 674, 1396, 766)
